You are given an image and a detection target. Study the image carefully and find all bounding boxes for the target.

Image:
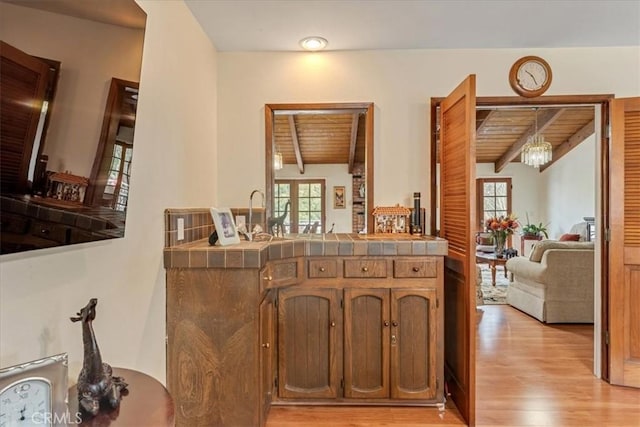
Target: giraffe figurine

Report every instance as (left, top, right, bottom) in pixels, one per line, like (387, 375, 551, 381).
(268, 200, 290, 237)
(70, 298, 128, 416)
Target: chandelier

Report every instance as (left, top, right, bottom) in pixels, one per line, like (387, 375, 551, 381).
(521, 109, 552, 168)
(273, 151, 283, 170)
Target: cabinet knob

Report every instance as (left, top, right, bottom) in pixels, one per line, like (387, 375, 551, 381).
(412, 266, 420, 272)
(392, 321, 398, 327)
(263, 276, 273, 281)
(384, 320, 390, 327)
(330, 321, 336, 327)
(319, 267, 326, 272)
(262, 342, 270, 349)
(361, 266, 368, 272)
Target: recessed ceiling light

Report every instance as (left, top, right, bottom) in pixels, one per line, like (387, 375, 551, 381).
(299, 36, 328, 51)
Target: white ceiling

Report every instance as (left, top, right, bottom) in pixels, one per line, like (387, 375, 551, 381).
(185, 0, 640, 52)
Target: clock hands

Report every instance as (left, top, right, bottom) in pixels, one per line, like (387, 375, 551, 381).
(525, 70, 538, 85)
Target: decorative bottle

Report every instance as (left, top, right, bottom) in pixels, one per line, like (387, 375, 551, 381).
(411, 192, 422, 235)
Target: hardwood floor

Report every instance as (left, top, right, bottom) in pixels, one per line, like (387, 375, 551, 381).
(267, 305, 640, 426)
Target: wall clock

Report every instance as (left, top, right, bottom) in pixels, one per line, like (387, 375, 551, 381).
(509, 56, 552, 97)
(0, 353, 69, 426)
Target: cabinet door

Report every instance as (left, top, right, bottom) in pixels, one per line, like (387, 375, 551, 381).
(259, 290, 276, 426)
(278, 287, 341, 399)
(390, 288, 437, 400)
(344, 288, 390, 398)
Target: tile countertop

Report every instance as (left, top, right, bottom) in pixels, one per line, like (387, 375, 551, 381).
(164, 233, 448, 269)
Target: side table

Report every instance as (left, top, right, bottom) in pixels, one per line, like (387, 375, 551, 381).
(521, 235, 542, 257)
(68, 368, 175, 426)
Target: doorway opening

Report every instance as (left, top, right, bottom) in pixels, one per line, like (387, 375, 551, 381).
(430, 94, 612, 380)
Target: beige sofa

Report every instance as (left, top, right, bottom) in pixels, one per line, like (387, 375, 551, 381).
(505, 240, 594, 323)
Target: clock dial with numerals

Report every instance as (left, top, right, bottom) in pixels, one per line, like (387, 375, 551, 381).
(0, 378, 52, 426)
(509, 56, 552, 97)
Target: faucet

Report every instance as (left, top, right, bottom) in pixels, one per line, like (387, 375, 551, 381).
(248, 189, 265, 240)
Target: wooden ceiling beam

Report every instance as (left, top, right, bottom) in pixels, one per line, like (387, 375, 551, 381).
(475, 109, 494, 131)
(348, 113, 359, 173)
(288, 115, 304, 174)
(494, 108, 565, 173)
(539, 119, 595, 172)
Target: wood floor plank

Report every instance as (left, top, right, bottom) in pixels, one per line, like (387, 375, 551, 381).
(267, 305, 640, 426)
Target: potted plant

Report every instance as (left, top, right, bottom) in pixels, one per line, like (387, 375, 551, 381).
(521, 213, 549, 238)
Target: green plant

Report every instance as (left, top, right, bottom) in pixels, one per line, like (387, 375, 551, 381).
(521, 213, 549, 238)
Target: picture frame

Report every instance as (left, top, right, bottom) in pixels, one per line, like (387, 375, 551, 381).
(333, 186, 345, 209)
(210, 207, 241, 245)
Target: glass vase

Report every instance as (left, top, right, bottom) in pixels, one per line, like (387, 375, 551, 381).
(494, 231, 507, 258)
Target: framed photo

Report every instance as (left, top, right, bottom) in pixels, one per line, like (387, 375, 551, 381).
(210, 208, 240, 245)
(333, 186, 345, 209)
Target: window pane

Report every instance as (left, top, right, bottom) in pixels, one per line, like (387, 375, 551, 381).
(495, 197, 507, 211)
(484, 197, 495, 211)
(496, 182, 507, 196)
(299, 184, 309, 197)
(310, 184, 322, 197)
(497, 210, 507, 218)
(484, 183, 495, 196)
(310, 211, 321, 222)
(310, 198, 321, 211)
(113, 144, 123, 158)
(299, 198, 309, 211)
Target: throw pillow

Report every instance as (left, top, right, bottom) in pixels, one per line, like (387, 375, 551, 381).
(559, 233, 581, 241)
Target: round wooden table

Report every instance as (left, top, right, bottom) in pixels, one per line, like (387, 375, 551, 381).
(68, 368, 175, 426)
(476, 252, 508, 286)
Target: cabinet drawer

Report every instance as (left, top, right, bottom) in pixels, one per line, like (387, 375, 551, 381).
(308, 259, 337, 278)
(261, 259, 301, 291)
(394, 259, 437, 278)
(343, 259, 387, 278)
(30, 220, 70, 244)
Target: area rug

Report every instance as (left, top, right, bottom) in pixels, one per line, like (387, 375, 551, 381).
(480, 265, 510, 305)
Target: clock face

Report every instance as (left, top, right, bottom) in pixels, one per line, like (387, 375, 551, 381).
(509, 55, 552, 97)
(0, 378, 52, 427)
(516, 60, 548, 91)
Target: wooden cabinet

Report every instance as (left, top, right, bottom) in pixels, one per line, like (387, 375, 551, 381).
(166, 253, 443, 426)
(277, 256, 443, 405)
(343, 288, 437, 400)
(259, 289, 277, 425)
(277, 287, 342, 399)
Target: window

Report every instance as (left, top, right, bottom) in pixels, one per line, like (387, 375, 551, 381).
(103, 141, 132, 212)
(274, 179, 325, 233)
(476, 178, 512, 231)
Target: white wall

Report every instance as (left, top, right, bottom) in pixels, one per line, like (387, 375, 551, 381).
(216, 48, 640, 221)
(541, 135, 597, 238)
(0, 0, 218, 384)
(0, 3, 144, 176)
(276, 163, 352, 233)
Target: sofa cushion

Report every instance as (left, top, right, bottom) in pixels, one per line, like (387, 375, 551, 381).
(559, 233, 581, 241)
(529, 240, 595, 263)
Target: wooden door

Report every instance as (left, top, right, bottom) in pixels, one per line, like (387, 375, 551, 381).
(259, 289, 276, 426)
(277, 287, 341, 398)
(440, 75, 477, 424)
(609, 96, 640, 388)
(0, 41, 49, 194)
(390, 288, 437, 400)
(344, 288, 390, 398)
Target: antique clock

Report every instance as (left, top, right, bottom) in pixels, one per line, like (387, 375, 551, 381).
(509, 55, 553, 97)
(0, 353, 69, 427)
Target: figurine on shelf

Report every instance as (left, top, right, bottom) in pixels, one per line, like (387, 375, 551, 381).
(70, 299, 128, 416)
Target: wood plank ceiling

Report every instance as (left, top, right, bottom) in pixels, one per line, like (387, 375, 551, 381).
(273, 107, 595, 174)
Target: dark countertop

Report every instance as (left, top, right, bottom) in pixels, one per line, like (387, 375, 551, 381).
(164, 233, 448, 269)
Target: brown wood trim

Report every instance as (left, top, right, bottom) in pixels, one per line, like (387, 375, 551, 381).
(600, 101, 611, 381)
(265, 105, 274, 221)
(365, 103, 374, 234)
(431, 94, 615, 106)
(430, 98, 438, 236)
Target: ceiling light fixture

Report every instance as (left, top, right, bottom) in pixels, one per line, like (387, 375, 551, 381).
(299, 36, 328, 51)
(521, 108, 552, 168)
(274, 151, 283, 170)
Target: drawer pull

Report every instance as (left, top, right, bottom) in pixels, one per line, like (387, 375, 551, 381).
(263, 276, 273, 281)
(412, 266, 420, 272)
(262, 342, 270, 349)
(319, 267, 326, 272)
(361, 266, 368, 272)
(330, 321, 336, 327)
